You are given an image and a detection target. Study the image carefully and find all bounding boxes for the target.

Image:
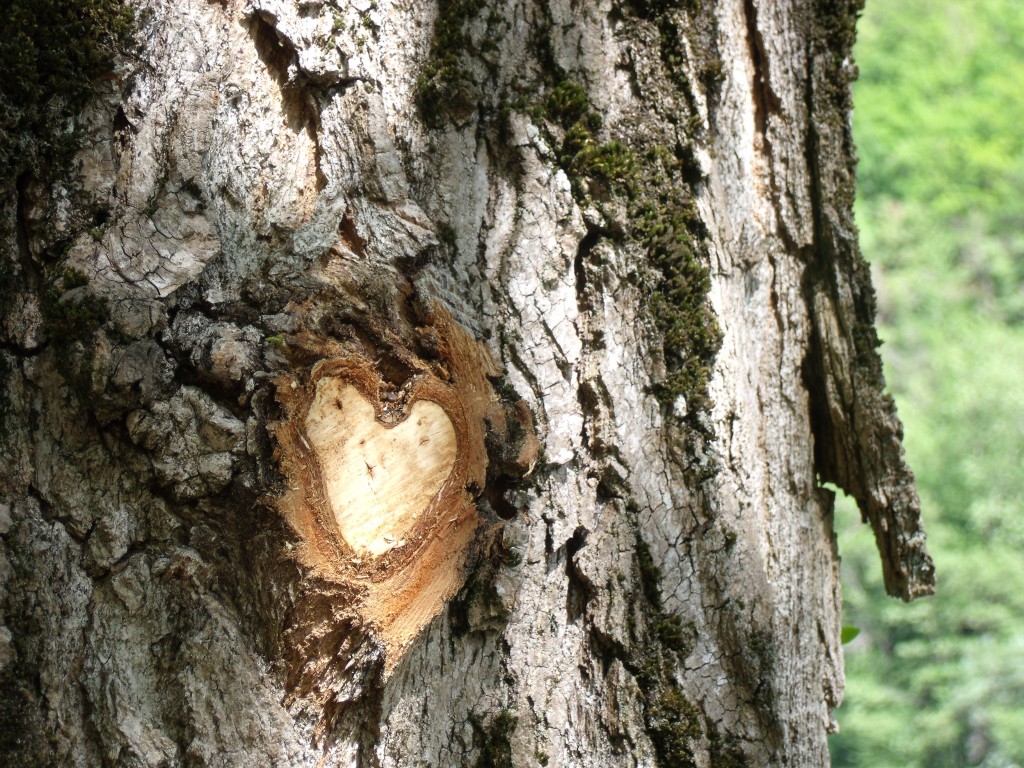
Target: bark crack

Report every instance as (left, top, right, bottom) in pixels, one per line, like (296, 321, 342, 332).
(742, 0, 781, 149)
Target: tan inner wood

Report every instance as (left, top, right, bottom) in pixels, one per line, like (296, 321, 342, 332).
(304, 379, 457, 557)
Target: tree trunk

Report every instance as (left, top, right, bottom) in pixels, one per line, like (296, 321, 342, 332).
(0, 0, 934, 766)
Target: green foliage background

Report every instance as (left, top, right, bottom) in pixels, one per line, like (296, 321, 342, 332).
(831, 1, 1024, 766)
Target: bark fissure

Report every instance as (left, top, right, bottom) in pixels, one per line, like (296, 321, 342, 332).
(742, 0, 781, 145)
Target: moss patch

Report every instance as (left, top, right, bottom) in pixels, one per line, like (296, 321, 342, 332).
(42, 266, 108, 344)
(627, 0, 724, 114)
(415, 4, 721, 418)
(536, 80, 636, 200)
(471, 709, 517, 768)
(630, 147, 721, 413)
(623, 532, 751, 765)
(415, 0, 504, 126)
(0, 0, 138, 185)
(634, 534, 664, 608)
(706, 720, 748, 768)
(638, 668, 704, 767)
(630, 535, 702, 767)
(535, 80, 721, 416)
(40, 266, 108, 400)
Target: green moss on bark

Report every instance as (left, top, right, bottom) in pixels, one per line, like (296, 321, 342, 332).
(535, 79, 721, 416)
(416, 0, 501, 126)
(707, 721, 749, 768)
(631, 536, 703, 767)
(471, 709, 517, 768)
(627, 533, 752, 766)
(628, 0, 725, 116)
(630, 148, 721, 413)
(416, 1, 721, 418)
(535, 80, 636, 199)
(0, 0, 137, 185)
(39, 267, 108, 400)
(42, 266, 108, 344)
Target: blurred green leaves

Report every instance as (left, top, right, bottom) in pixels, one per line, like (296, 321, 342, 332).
(831, 1, 1024, 766)
(854, 0, 1024, 324)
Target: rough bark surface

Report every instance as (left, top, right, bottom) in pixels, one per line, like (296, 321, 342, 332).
(0, 1, 933, 767)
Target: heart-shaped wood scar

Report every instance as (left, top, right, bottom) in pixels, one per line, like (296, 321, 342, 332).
(305, 378, 458, 558)
(270, 308, 536, 669)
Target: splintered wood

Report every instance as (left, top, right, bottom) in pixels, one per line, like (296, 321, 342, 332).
(270, 307, 535, 670)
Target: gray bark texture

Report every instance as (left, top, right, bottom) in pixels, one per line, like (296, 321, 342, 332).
(0, 0, 934, 766)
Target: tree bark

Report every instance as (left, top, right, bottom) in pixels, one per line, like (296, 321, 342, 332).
(0, 1, 933, 766)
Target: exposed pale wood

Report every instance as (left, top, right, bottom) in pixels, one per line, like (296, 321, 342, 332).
(305, 381, 457, 558)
